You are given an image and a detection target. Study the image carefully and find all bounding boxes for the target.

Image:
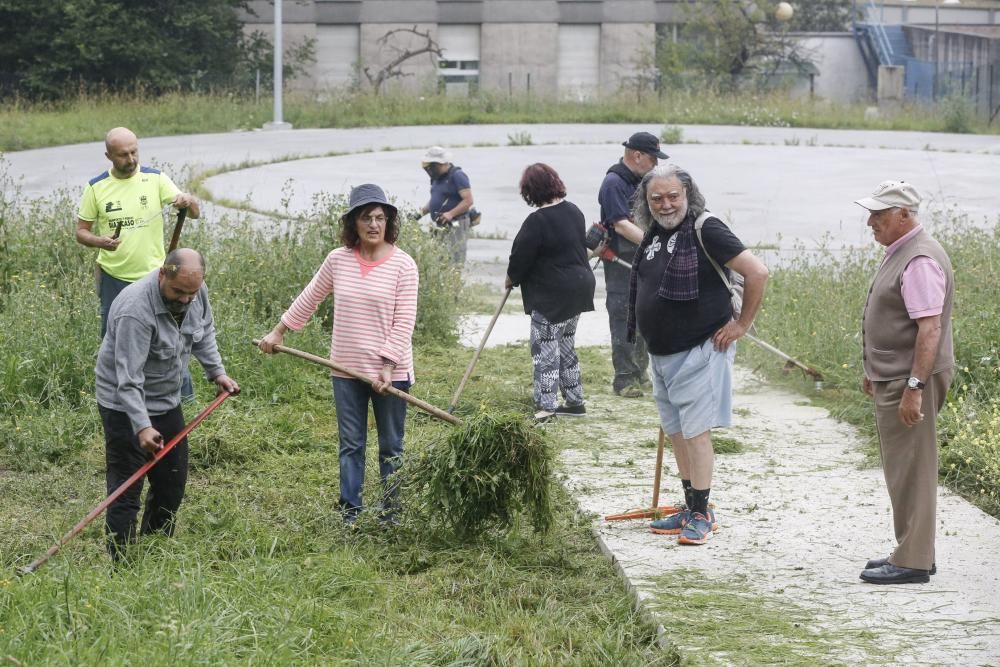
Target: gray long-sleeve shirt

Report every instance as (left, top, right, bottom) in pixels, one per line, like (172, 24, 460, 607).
(96, 270, 226, 433)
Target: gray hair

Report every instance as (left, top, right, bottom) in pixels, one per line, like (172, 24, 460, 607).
(632, 164, 706, 231)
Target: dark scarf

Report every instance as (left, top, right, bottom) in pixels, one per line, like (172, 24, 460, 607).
(626, 211, 699, 343)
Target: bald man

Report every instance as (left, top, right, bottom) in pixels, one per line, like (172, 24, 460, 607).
(76, 127, 201, 337)
(95, 248, 238, 562)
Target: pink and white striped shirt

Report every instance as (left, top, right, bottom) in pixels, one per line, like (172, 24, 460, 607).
(281, 246, 419, 382)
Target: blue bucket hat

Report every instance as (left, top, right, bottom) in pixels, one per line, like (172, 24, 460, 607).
(341, 183, 398, 223)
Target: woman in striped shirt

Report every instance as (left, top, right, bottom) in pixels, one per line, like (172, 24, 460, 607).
(258, 184, 419, 523)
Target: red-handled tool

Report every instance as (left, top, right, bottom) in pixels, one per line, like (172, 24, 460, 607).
(17, 391, 233, 575)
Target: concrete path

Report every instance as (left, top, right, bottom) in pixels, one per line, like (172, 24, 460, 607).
(8, 123, 1000, 664)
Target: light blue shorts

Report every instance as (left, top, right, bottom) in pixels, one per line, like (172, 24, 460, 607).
(649, 338, 735, 439)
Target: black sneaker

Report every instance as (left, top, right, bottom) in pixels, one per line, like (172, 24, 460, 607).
(554, 403, 586, 417)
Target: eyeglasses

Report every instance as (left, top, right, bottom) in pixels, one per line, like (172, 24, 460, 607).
(361, 214, 387, 225)
(648, 192, 684, 205)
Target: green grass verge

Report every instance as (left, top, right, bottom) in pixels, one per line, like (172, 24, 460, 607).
(2, 88, 997, 152)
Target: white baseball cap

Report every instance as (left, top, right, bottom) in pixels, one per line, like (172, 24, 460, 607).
(854, 180, 922, 211)
(421, 146, 453, 165)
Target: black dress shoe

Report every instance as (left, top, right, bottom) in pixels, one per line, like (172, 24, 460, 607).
(865, 556, 937, 575)
(859, 563, 931, 585)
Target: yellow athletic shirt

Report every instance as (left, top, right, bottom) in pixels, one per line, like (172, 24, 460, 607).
(77, 166, 181, 282)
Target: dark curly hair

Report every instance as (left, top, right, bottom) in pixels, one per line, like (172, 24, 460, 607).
(340, 203, 400, 247)
(519, 163, 567, 208)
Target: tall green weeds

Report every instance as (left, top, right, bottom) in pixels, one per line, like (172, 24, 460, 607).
(742, 214, 1000, 516)
(2, 88, 998, 152)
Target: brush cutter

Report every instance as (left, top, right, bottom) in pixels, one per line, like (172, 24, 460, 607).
(448, 286, 512, 413)
(590, 242, 632, 269)
(604, 429, 684, 521)
(744, 333, 824, 390)
(253, 341, 461, 426)
(18, 391, 233, 575)
(167, 207, 188, 253)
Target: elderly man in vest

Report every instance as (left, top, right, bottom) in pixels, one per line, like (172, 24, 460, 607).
(856, 180, 954, 585)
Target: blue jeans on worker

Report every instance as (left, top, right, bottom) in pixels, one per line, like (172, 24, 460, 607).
(332, 376, 409, 521)
(99, 268, 194, 400)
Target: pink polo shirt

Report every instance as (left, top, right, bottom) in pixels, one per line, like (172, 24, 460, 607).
(883, 225, 947, 319)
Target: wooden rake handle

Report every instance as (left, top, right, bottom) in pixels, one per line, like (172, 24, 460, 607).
(253, 340, 461, 426)
(448, 286, 512, 413)
(167, 207, 188, 253)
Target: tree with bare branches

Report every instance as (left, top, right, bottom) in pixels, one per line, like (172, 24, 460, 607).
(363, 26, 443, 95)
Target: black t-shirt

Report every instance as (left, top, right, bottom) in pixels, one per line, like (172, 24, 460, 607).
(636, 217, 746, 355)
(506, 201, 596, 323)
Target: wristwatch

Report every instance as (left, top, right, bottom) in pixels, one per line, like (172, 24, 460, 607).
(906, 376, 926, 390)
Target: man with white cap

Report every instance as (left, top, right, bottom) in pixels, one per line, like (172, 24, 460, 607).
(417, 146, 475, 265)
(855, 180, 954, 585)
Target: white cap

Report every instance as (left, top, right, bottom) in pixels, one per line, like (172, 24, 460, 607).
(421, 146, 452, 165)
(854, 180, 922, 212)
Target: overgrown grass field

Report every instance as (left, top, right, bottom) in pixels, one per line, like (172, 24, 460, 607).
(1, 88, 995, 152)
(0, 173, 672, 664)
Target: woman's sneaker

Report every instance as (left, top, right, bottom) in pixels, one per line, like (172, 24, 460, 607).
(554, 403, 586, 417)
(678, 511, 716, 545)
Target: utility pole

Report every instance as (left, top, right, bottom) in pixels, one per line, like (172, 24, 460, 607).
(263, 0, 293, 130)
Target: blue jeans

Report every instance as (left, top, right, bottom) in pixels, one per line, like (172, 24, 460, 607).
(99, 268, 193, 401)
(332, 376, 409, 520)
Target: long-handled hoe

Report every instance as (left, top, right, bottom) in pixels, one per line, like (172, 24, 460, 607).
(448, 286, 512, 414)
(253, 341, 461, 426)
(18, 391, 234, 575)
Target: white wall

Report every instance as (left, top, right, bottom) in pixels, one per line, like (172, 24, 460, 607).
(790, 33, 871, 103)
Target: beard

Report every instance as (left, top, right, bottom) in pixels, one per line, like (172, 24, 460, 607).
(165, 299, 189, 316)
(653, 209, 686, 230)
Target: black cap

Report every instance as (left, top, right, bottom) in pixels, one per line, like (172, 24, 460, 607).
(622, 131, 669, 159)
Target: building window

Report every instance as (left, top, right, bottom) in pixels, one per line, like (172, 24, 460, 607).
(438, 25, 480, 95)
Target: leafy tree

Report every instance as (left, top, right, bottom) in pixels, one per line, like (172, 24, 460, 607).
(0, 0, 312, 99)
(786, 0, 857, 32)
(657, 0, 828, 91)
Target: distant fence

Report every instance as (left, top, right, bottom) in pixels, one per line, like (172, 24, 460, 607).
(901, 57, 1000, 123)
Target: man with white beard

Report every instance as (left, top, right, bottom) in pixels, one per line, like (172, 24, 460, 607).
(626, 165, 768, 545)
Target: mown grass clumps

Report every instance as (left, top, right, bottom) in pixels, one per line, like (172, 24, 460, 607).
(405, 411, 555, 539)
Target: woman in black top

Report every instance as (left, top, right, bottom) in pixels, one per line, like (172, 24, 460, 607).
(506, 163, 596, 421)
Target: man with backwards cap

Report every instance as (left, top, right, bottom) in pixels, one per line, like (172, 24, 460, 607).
(597, 131, 668, 398)
(855, 180, 954, 585)
(416, 146, 475, 265)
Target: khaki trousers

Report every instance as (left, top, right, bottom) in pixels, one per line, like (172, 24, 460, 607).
(872, 369, 953, 570)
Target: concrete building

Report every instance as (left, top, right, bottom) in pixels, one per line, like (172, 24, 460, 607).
(242, 0, 1000, 104)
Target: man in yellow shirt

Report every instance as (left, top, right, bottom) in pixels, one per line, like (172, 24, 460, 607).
(76, 126, 201, 398)
(76, 127, 201, 336)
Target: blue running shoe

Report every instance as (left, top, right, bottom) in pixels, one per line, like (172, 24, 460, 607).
(650, 510, 689, 535)
(678, 511, 716, 545)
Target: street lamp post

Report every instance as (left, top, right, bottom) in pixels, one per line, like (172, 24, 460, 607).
(263, 0, 293, 131)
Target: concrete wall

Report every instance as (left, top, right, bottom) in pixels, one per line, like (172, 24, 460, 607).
(789, 33, 871, 103)
(243, 22, 319, 91)
(599, 23, 657, 96)
(358, 23, 439, 92)
(478, 23, 558, 94)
